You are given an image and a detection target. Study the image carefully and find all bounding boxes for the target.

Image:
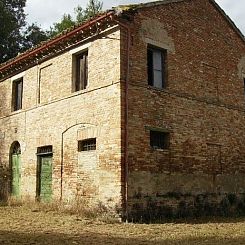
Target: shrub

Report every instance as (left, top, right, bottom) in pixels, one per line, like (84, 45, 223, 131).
(0, 164, 10, 201)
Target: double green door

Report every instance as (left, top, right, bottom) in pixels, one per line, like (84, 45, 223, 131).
(12, 154, 21, 197)
(38, 155, 52, 202)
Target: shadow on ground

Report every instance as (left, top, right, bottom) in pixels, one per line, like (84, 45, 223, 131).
(0, 230, 245, 245)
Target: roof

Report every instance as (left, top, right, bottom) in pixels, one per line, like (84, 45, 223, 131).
(0, 11, 116, 81)
(0, 0, 244, 81)
(115, 0, 184, 12)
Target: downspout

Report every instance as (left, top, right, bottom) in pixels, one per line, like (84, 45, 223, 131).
(114, 18, 130, 221)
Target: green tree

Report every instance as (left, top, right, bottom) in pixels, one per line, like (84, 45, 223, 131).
(75, 0, 103, 24)
(22, 23, 49, 50)
(0, 0, 26, 63)
(49, 0, 103, 38)
(49, 14, 75, 38)
(0, 0, 48, 64)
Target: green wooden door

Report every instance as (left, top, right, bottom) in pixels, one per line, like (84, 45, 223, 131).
(12, 154, 21, 197)
(39, 156, 52, 202)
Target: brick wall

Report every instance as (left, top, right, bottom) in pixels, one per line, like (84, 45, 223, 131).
(125, 0, 245, 220)
(0, 28, 123, 210)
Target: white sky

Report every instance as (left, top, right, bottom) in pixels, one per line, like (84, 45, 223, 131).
(25, 0, 244, 35)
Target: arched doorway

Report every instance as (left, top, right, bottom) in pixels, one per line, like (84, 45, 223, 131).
(10, 141, 21, 197)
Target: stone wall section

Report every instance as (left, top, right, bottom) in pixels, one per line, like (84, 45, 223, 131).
(0, 28, 122, 209)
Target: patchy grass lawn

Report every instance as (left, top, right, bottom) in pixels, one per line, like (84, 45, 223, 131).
(0, 206, 245, 244)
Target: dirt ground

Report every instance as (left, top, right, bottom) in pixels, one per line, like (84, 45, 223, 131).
(0, 206, 245, 245)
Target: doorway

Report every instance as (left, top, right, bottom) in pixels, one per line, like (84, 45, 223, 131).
(36, 146, 53, 202)
(10, 141, 21, 197)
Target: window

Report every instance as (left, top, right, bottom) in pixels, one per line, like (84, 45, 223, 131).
(78, 138, 96, 151)
(73, 51, 88, 91)
(150, 130, 169, 150)
(147, 46, 166, 88)
(37, 145, 53, 156)
(12, 78, 23, 111)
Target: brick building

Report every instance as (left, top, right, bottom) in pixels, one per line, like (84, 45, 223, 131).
(0, 0, 245, 220)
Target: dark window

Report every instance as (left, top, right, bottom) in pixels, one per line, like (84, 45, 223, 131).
(74, 51, 88, 91)
(147, 47, 166, 88)
(12, 78, 23, 111)
(37, 145, 53, 156)
(150, 130, 169, 150)
(78, 138, 96, 151)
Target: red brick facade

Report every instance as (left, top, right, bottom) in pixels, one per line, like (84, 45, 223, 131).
(123, 0, 245, 220)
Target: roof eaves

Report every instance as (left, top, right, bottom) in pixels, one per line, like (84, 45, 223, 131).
(0, 10, 116, 81)
(114, 0, 184, 13)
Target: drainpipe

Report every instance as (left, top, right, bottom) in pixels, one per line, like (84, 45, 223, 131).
(60, 130, 65, 201)
(114, 18, 130, 221)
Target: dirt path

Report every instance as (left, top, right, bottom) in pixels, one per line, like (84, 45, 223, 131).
(0, 206, 245, 244)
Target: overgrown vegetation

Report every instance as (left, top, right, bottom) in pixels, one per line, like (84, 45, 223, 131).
(0, 163, 10, 201)
(5, 196, 120, 223)
(129, 192, 245, 223)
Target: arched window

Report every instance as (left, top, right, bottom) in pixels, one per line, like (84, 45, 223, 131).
(9, 141, 21, 197)
(11, 141, 21, 155)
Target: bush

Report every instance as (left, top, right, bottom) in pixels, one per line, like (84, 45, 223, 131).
(0, 164, 10, 201)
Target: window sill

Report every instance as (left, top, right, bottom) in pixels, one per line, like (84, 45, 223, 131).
(150, 147, 170, 153)
(147, 85, 167, 92)
(72, 88, 88, 94)
(11, 109, 23, 115)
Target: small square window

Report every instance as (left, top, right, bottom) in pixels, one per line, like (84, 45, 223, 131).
(78, 138, 96, 151)
(73, 51, 88, 92)
(147, 46, 166, 88)
(12, 77, 23, 111)
(150, 130, 169, 150)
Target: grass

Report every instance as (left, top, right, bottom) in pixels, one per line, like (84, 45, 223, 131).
(6, 196, 120, 223)
(0, 205, 245, 244)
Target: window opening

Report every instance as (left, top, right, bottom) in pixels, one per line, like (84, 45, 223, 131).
(150, 130, 169, 150)
(37, 145, 53, 156)
(147, 47, 166, 88)
(78, 138, 96, 151)
(12, 142, 21, 154)
(12, 78, 23, 111)
(74, 51, 88, 91)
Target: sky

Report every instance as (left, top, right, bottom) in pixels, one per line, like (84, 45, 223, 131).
(25, 0, 244, 35)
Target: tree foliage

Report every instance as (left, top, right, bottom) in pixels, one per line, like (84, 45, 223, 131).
(0, 0, 103, 64)
(0, 0, 26, 63)
(75, 0, 103, 24)
(49, 14, 75, 38)
(49, 0, 103, 37)
(22, 23, 49, 50)
(0, 0, 49, 64)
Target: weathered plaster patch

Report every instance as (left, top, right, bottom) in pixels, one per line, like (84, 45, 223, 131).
(140, 18, 175, 53)
(237, 56, 245, 78)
